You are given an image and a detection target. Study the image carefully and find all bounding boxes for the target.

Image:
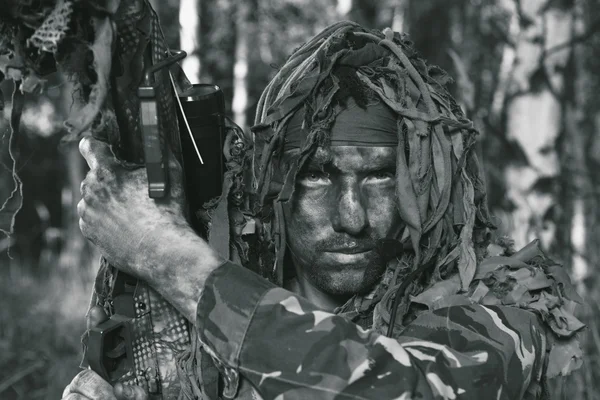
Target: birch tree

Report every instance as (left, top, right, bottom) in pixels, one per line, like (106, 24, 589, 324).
(232, 0, 255, 127)
(179, 0, 202, 83)
(493, 0, 580, 275)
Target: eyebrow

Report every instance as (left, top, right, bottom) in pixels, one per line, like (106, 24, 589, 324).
(305, 151, 396, 173)
(306, 151, 333, 167)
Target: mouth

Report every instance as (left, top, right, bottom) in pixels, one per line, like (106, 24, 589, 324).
(322, 249, 373, 265)
(324, 241, 373, 258)
(324, 240, 375, 254)
(326, 247, 373, 254)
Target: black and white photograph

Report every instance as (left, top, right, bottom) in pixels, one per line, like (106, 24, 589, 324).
(0, 0, 597, 399)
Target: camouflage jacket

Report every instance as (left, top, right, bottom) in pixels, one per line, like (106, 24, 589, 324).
(195, 260, 557, 400)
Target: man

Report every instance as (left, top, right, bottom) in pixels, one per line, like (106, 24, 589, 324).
(63, 22, 581, 400)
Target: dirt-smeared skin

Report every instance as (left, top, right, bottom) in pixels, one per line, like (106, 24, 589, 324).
(64, 368, 149, 400)
(283, 146, 404, 308)
(62, 369, 118, 400)
(77, 136, 224, 323)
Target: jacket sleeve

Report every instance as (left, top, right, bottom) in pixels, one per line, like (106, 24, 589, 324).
(196, 261, 547, 400)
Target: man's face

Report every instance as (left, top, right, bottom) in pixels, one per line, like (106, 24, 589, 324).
(283, 145, 404, 296)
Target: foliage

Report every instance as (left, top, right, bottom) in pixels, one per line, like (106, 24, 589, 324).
(0, 261, 95, 399)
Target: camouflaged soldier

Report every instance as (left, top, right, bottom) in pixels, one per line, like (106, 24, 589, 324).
(63, 21, 584, 400)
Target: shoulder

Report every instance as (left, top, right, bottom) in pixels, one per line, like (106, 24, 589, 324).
(405, 239, 585, 383)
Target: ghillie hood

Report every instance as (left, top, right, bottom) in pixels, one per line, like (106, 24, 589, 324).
(208, 21, 495, 333)
(209, 26, 586, 385)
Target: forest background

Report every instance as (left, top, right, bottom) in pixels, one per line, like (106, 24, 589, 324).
(1, 0, 600, 399)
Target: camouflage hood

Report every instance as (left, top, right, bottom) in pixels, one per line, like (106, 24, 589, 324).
(207, 24, 586, 384)
(208, 21, 495, 331)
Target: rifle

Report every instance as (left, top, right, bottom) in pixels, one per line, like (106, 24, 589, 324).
(81, 6, 227, 398)
(84, 53, 226, 398)
(0, 1, 226, 396)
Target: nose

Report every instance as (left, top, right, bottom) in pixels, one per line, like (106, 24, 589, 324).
(331, 181, 368, 235)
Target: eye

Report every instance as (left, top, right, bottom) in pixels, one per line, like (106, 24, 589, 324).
(368, 169, 395, 181)
(297, 170, 330, 185)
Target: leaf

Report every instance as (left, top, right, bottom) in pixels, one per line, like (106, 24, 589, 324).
(502, 284, 532, 305)
(548, 306, 585, 337)
(548, 265, 584, 304)
(457, 173, 477, 290)
(432, 294, 473, 309)
(527, 292, 561, 314)
(469, 281, 490, 303)
(435, 245, 460, 269)
(473, 256, 529, 280)
(546, 338, 584, 378)
(390, 119, 422, 253)
(486, 243, 505, 257)
(481, 293, 502, 305)
(411, 274, 461, 310)
(507, 268, 553, 290)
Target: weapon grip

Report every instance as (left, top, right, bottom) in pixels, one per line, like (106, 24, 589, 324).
(87, 271, 137, 383)
(87, 314, 134, 383)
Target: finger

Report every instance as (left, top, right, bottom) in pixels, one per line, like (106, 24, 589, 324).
(69, 369, 116, 400)
(62, 383, 72, 399)
(77, 199, 86, 220)
(80, 178, 96, 204)
(79, 217, 89, 239)
(114, 383, 149, 400)
(167, 148, 183, 174)
(86, 305, 109, 330)
(79, 137, 114, 171)
(165, 151, 185, 201)
(80, 179, 88, 200)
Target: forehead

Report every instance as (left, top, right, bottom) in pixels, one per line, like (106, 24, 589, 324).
(283, 146, 397, 168)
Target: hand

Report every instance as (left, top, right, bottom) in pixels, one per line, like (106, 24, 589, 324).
(78, 136, 223, 323)
(77, 136, 191, 278)
(61, 371, 148, 400)
(61, 306, 148, 400)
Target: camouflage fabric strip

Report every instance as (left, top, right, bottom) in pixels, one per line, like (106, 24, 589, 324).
(197, 262, 546, 399)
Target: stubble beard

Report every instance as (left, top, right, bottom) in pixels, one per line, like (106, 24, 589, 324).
(299, 250, 387, 297)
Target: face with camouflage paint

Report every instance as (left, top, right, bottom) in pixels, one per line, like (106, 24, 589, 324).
(283, 145, 404, 304)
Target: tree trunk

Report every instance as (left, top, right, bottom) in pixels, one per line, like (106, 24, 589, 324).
(179, 0, 201, 83)
(391, 0, 408, 33)
(495, 1, 577, 264)
(580, 0, 600, 292)
(406, 0, 455, 73)
(566, 0, 599, 287)
(57, 142, 88, 270)
(150, 0, 181, 50)
(54, 75, 97, 271)
(232, 0, 253, 128)
(337, 0, 352, 18)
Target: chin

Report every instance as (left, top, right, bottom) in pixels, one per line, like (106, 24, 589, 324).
(311, 267, 384, 297)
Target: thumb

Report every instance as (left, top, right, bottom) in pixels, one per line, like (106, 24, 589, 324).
(79, 136, 115, 171)
(114, 383, 148, 400)
(165, 148, 186, 202)
(86, 305, 109, 330)
(167, 148, 184, 182)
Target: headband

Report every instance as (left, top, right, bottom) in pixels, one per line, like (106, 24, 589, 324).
(283, 98, 399, 151)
